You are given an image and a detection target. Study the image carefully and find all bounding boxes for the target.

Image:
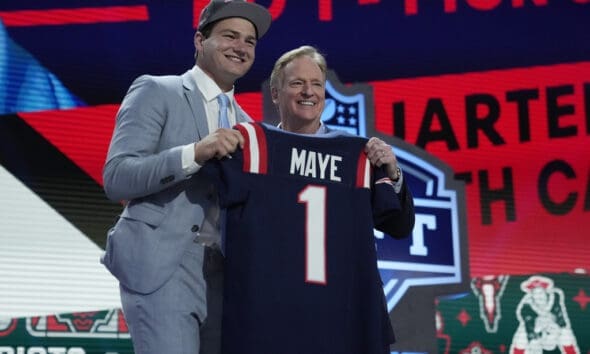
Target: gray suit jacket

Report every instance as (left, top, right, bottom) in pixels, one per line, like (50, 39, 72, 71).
(101, 70, 251, 298)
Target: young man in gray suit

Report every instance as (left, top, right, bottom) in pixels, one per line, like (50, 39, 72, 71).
(100, 1, 272, 353)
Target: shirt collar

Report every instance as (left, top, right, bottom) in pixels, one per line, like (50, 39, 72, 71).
(276, 121, 327, 135)
(191, 65, 235, 104)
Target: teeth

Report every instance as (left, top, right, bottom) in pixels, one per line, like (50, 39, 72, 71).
(227, 55, 243, 62)
(299, 101, 314, 106)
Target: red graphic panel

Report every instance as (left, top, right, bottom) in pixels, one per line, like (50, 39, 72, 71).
(371, 62, 590, 277)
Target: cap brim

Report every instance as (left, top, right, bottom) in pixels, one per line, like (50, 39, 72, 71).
(205, 2, 271, 39)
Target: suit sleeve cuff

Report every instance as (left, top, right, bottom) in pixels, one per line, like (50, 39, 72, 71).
(392, 169, 403, 193)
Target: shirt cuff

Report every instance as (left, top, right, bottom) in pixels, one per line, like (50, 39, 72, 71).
(182, 143, 201, 176)
(392, 169, 403, 193)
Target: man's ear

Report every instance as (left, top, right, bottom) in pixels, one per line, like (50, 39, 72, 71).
(270, 87, 278, 104)
(194, 31, 204, 52)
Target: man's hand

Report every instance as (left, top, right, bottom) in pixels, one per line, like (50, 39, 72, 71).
(194, 128, 245, 164)
(365, 137, 400, 181)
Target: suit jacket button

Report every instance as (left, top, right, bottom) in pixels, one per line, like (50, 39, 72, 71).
(191, 225, 199, 232)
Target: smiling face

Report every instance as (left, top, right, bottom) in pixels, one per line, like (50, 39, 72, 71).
(272, 55, 326, 134)
(195, 17, 257, 91)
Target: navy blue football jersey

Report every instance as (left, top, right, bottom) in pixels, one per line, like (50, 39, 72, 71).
(204, 122, 400, 354)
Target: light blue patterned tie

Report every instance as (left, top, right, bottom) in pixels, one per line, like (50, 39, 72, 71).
(217, 94, 231, 129)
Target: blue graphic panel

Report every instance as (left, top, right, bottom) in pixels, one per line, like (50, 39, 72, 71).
(322, 77, 465, 312)
(377, 147, 463, 311)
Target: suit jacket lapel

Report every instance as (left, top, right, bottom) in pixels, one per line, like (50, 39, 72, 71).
(235, 102, 253, 123)
(182, 70, 209, 139)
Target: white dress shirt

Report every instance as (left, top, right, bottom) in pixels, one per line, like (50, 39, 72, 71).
(181, 65, 237, 176)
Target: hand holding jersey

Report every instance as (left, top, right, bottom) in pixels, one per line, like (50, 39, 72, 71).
(366, 136, 402, 182)
(194, 127, 245, 163)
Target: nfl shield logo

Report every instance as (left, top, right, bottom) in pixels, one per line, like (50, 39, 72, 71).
(320, 77, 367, 137)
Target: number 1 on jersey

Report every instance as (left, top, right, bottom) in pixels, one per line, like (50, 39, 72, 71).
(298, 185, 327, 285)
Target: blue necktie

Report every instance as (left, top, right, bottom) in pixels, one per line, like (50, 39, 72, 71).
(216, 94, 231, 254)
(217, 94, 231, 129)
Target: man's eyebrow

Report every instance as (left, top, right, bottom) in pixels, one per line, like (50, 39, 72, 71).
(220, 28, 256, 39)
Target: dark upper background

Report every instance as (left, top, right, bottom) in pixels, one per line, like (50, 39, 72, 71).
(2, 0, 589, 105)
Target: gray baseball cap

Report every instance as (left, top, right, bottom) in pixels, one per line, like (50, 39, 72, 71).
(197, 0, 272, 39)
